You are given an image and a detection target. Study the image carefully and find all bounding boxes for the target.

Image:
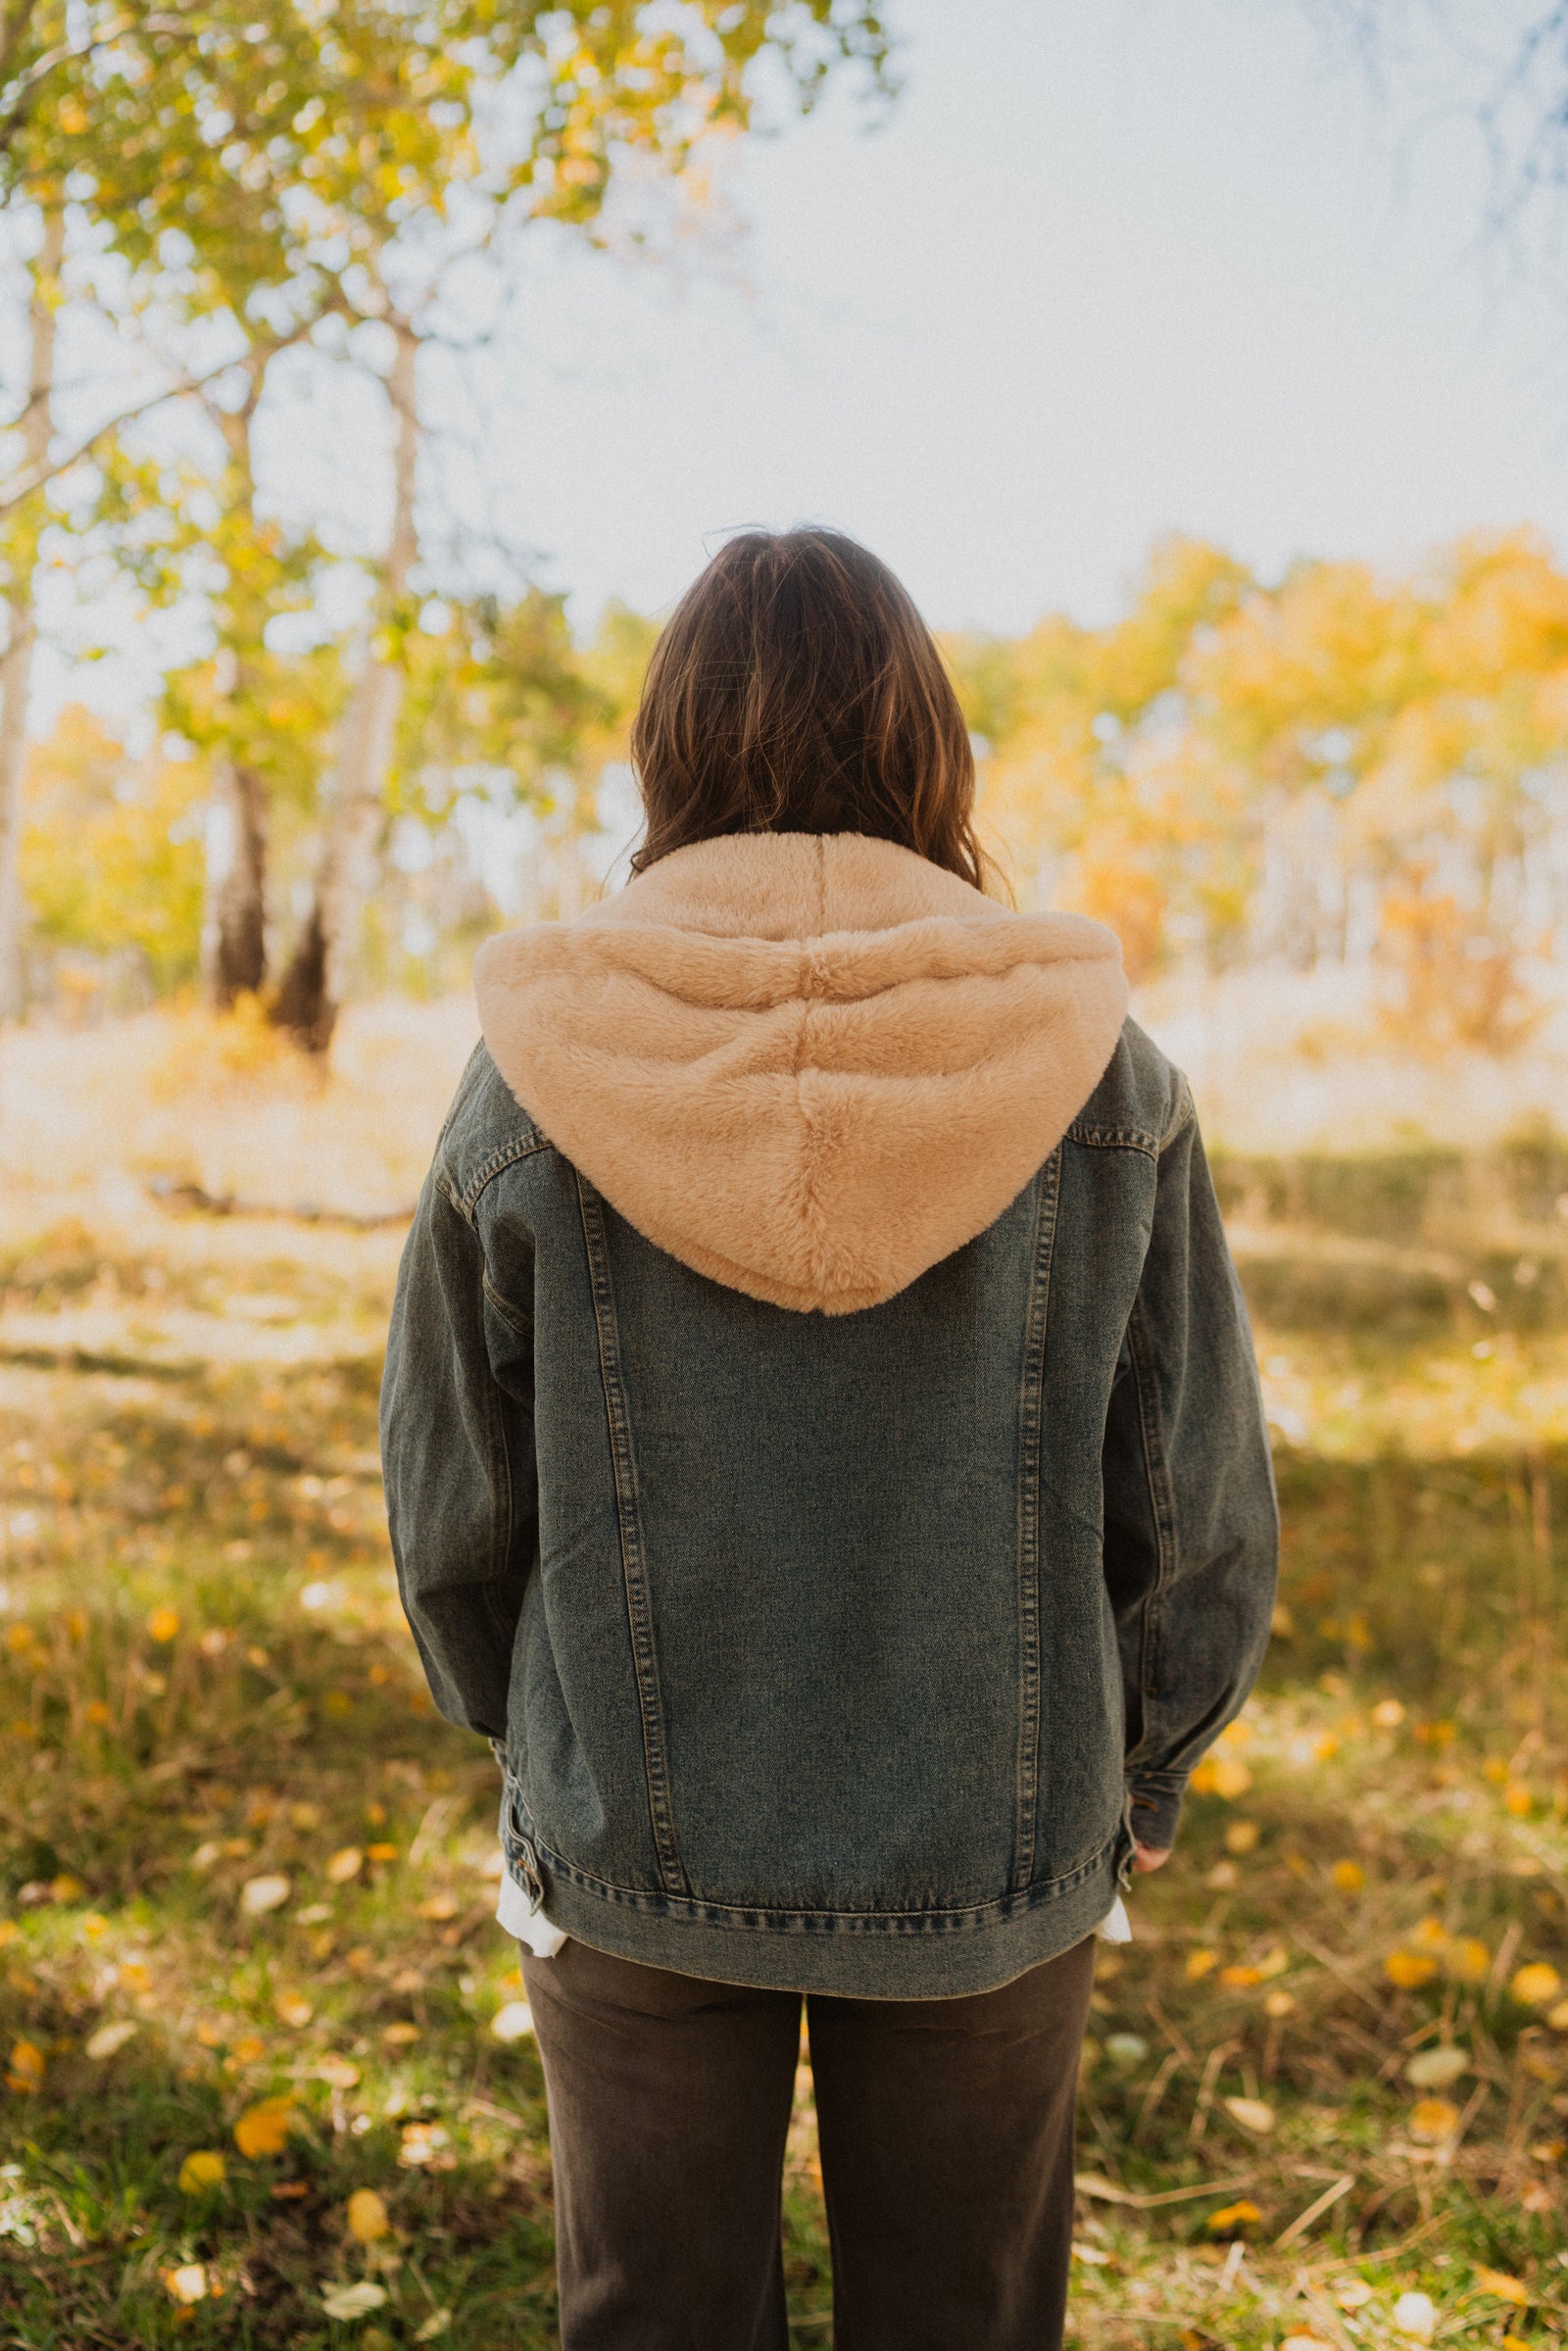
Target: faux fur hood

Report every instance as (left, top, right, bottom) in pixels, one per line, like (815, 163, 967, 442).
(472, 832, 1129, 1315)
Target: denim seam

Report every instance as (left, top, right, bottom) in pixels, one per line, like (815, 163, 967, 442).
(456, 1133, 551, 1220)
(574, 1172, 690, 1899)
(1010, 1148, 1059, 1893)
(480, 1273, 532, 1339)
(1120, 1291, 1178, 1772)
(521, 1804, 1121, 1935)
(1064, 1121, 1160, 1157)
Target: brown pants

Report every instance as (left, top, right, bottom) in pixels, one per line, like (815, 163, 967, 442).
(520, 1934, 1096, 2351)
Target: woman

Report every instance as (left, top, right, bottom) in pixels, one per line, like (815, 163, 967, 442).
(382, 528, 1277, 2350)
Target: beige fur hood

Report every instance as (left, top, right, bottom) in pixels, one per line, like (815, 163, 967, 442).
(472, 832, 1129, 1315)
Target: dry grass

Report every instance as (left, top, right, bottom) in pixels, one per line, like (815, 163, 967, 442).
(0, 1000, 1563, 2348)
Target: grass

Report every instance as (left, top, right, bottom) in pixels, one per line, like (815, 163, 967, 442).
(0, 1010, 1564, 2346)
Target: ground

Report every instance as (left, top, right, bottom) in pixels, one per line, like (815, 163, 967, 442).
(0, 1007, 1564, 2348)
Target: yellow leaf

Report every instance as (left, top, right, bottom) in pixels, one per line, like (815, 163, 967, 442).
(1474, 2270, 1529, 2307)
(381, 2022, 419, 2046)
(1385, 1950, 1439, 1989)
(1546, 1998, 1568, 2032)
(1412, 1916, 1449, 1948)
(274, 1993, 313, 2029)
(1210, 1756, 1251, 1798)
(1262, 1989, 1296, 2018)
(366, 1842, 399, 1864)
(417, 1895, 459, 1922)
(1511, 1963, 1562, 2008)
(1219, 1964, 1261, 1987)
(1446, 1937, 1490, 1984)
(325, 1847, 364, 1885)
(347, 2187, 390, 2243)
(146, 1607, 179, 1643)
(1185, 1948, 1218, 1981)
(1330, 1859, 1365, 1894)
(1503, 1782, 1533, 1817)
(233, 2096, 296, 2158)
(178, 2150, 226, 2194)
(1409, 2097, 1460, 2141)
(1224, 1821, 1259, 1855)
(1205, 2199, 1262, 2232)
(227, 2035, 267, 2067)
(7, 2037, 44, 2090)
(1222, 2094, 1275, 2134)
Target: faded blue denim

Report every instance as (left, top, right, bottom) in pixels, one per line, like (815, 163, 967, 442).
(381, 1017, 1278, 1998)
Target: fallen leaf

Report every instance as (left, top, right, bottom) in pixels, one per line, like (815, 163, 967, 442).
(381, 2022, 419, 2046)
(366, 1842, 399, 1863)
(1205, 2200, 1263, 2233)
(178, 2151, 226, 2195)
(325, 1847, 364, 1885)
(233, 2096, 296, 2158)
(321, 2281, 388, 2321)
(6, 2038, 44, 2091)
(1262, 1989, 1296, 2018)
(1474, 2270, 1530, 2307)
(1222, 2096, 1275, 2135)
(1219, 1964, 1262, 1987)
(274, 1992, 313, 2029)
(1406, 2045, 1468, 2089)
(1392, 2292, 1437, 2342)
(146, 1607, 179, 1643)
(416, 1895, 459, 1922)
(1445, 1936, 1490, 1984)
(1337, 2281, 1376, 2312)
(239, 1875, 291, 1917)
(1185, 1948, 1218, 1982)
(1512, 1963, 1562, 2008)
(1408, 2097, 1460, 2142)
(1330, 1860, 1365, 1893)
(1224, 1821, 1260, 1855)
(1070, 2242, 1112, 2265)
(347, 2187, 390, 2243)
(397, 2122, 449, 2168)
(316, 2055, 360, 2088)
(84, 2020, 138, 2060)
(1384, 1951, 1439, 1989)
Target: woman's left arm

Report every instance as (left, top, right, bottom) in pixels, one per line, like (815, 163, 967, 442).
(380, 1163, 537, 1742)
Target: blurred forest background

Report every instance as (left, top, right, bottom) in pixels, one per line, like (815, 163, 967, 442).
(2, 5, 1568, 2350)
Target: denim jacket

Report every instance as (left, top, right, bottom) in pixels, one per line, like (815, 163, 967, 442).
(382, 836, 1277, 1998)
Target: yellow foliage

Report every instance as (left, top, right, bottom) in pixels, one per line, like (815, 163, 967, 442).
(232, 2097, 296, 2157)
(1384, 1950, 1440, 1989)
(1510, 1962, 1562, 2008)
(21, 709, 205, 991)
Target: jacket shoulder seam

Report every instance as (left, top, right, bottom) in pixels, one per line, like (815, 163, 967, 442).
(452, 1132, 552, 1220)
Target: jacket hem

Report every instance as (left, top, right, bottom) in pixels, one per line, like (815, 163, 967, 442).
(530, 1835, 1124, 1999)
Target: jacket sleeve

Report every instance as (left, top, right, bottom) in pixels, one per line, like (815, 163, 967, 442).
(1101, 1087, 1278, 1852)
(380, 1165, 537, 1742)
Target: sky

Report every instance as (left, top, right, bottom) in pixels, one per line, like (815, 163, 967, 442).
(457, 0, 1568, 638)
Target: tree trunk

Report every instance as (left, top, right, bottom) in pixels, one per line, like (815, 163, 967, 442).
(0, 205, 64, 1020)
(201, 386, 270, 1006)
(203, 757, 270, 1004)
(273, 314, 418, 1053)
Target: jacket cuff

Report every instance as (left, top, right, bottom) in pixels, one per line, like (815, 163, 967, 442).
(1127, 1774, 1188, 1852)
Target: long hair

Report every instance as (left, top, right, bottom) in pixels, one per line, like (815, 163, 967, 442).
(629, 528, 994, 892)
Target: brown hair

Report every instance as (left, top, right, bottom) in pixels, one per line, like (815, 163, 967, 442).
(629, 527, 994, 892)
